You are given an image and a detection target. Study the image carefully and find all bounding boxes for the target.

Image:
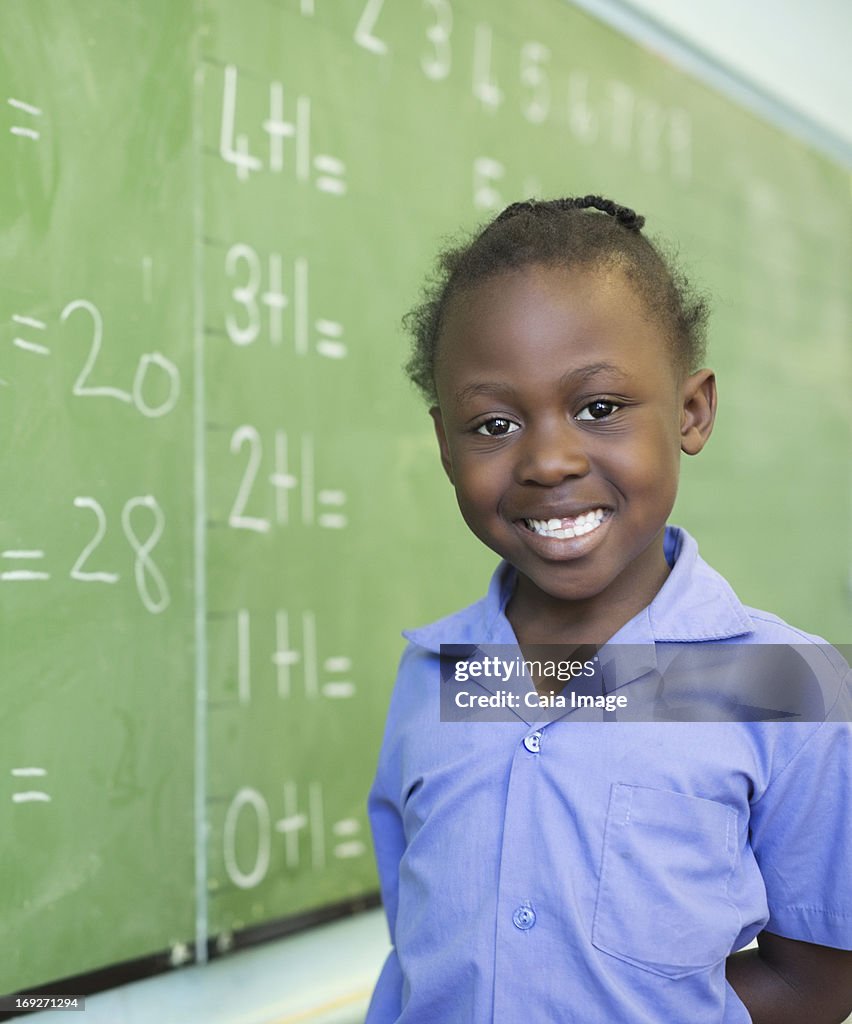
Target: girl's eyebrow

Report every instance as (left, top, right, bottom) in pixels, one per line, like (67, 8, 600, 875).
(454, 380, 519, 407)
(454, 361, 629, 407)
(558, 361, 630, 388)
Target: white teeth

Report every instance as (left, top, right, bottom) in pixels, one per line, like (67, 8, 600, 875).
(525, 509, 608, 538)
(551, 527, 574, 539)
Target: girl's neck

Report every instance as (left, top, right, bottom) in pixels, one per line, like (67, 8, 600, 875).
(505, 545, 672, 648)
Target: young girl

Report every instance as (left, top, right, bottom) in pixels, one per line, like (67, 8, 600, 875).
(367, 197, 851, 1023)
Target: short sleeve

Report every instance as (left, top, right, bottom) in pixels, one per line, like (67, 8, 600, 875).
(748, 670, 852, 949)
(367, 645, 420, 944)
(368, 758, 405, 945)
(364, 647, 415, 1022)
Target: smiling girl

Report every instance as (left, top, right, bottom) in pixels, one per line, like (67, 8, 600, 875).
(366, 197, 851, 1023)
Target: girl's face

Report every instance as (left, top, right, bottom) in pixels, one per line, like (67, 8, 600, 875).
(431, 264, 715, 618)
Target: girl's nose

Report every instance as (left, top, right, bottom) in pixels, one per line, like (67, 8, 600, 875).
(514, 420, 591, 486)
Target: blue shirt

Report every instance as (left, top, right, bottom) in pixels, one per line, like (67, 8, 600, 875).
(366, 526, 851, 1023)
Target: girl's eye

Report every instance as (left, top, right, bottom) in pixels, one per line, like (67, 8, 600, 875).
(576, 400, 621, 421)
(475, 417, 519, 436)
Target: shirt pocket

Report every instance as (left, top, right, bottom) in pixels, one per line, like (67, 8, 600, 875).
(592, 783, 741, 979)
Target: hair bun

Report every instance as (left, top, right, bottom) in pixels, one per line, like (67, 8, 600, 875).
(493, 195, 645, 232)
(576, 195, 645, 232)
(614, 206, 644, 231)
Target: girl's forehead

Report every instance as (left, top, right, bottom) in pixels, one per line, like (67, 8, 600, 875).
(435, 264, 679, 393)
(446, 263, 642, 325)
(442, 265, 653, 347)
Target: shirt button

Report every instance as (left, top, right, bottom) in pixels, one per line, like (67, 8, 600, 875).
(523, 731, 542, 753)
(512, 903, 536, 930)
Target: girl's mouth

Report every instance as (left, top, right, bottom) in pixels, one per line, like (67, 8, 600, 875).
(523, 508, 609, 540)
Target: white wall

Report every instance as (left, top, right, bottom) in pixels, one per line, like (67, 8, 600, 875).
(573, 0, 852, 163)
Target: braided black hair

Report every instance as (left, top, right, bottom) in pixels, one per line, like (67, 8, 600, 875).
(494, 195, 645, 232)
(404, 195, 708, 405)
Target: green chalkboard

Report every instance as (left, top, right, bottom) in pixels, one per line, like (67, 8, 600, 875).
(1, 0, 849, 996)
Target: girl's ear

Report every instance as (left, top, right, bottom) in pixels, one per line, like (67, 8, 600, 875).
(680, 369, 717, 455)
(430, 407, 455, 484)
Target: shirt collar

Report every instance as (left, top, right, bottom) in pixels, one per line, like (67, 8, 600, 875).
(403, 525, 753, 654)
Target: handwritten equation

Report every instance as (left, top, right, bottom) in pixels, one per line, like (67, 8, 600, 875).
(1, 495, 169, 614)
(208, 606, 356, 705)
(6, 300, 180, 416)
(219, 66, 347, 193)
(215, 780, 367, 891)
(214, 246, 346, 358)
(9, 767, 50, 805)
(6, 96, 42, 141)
